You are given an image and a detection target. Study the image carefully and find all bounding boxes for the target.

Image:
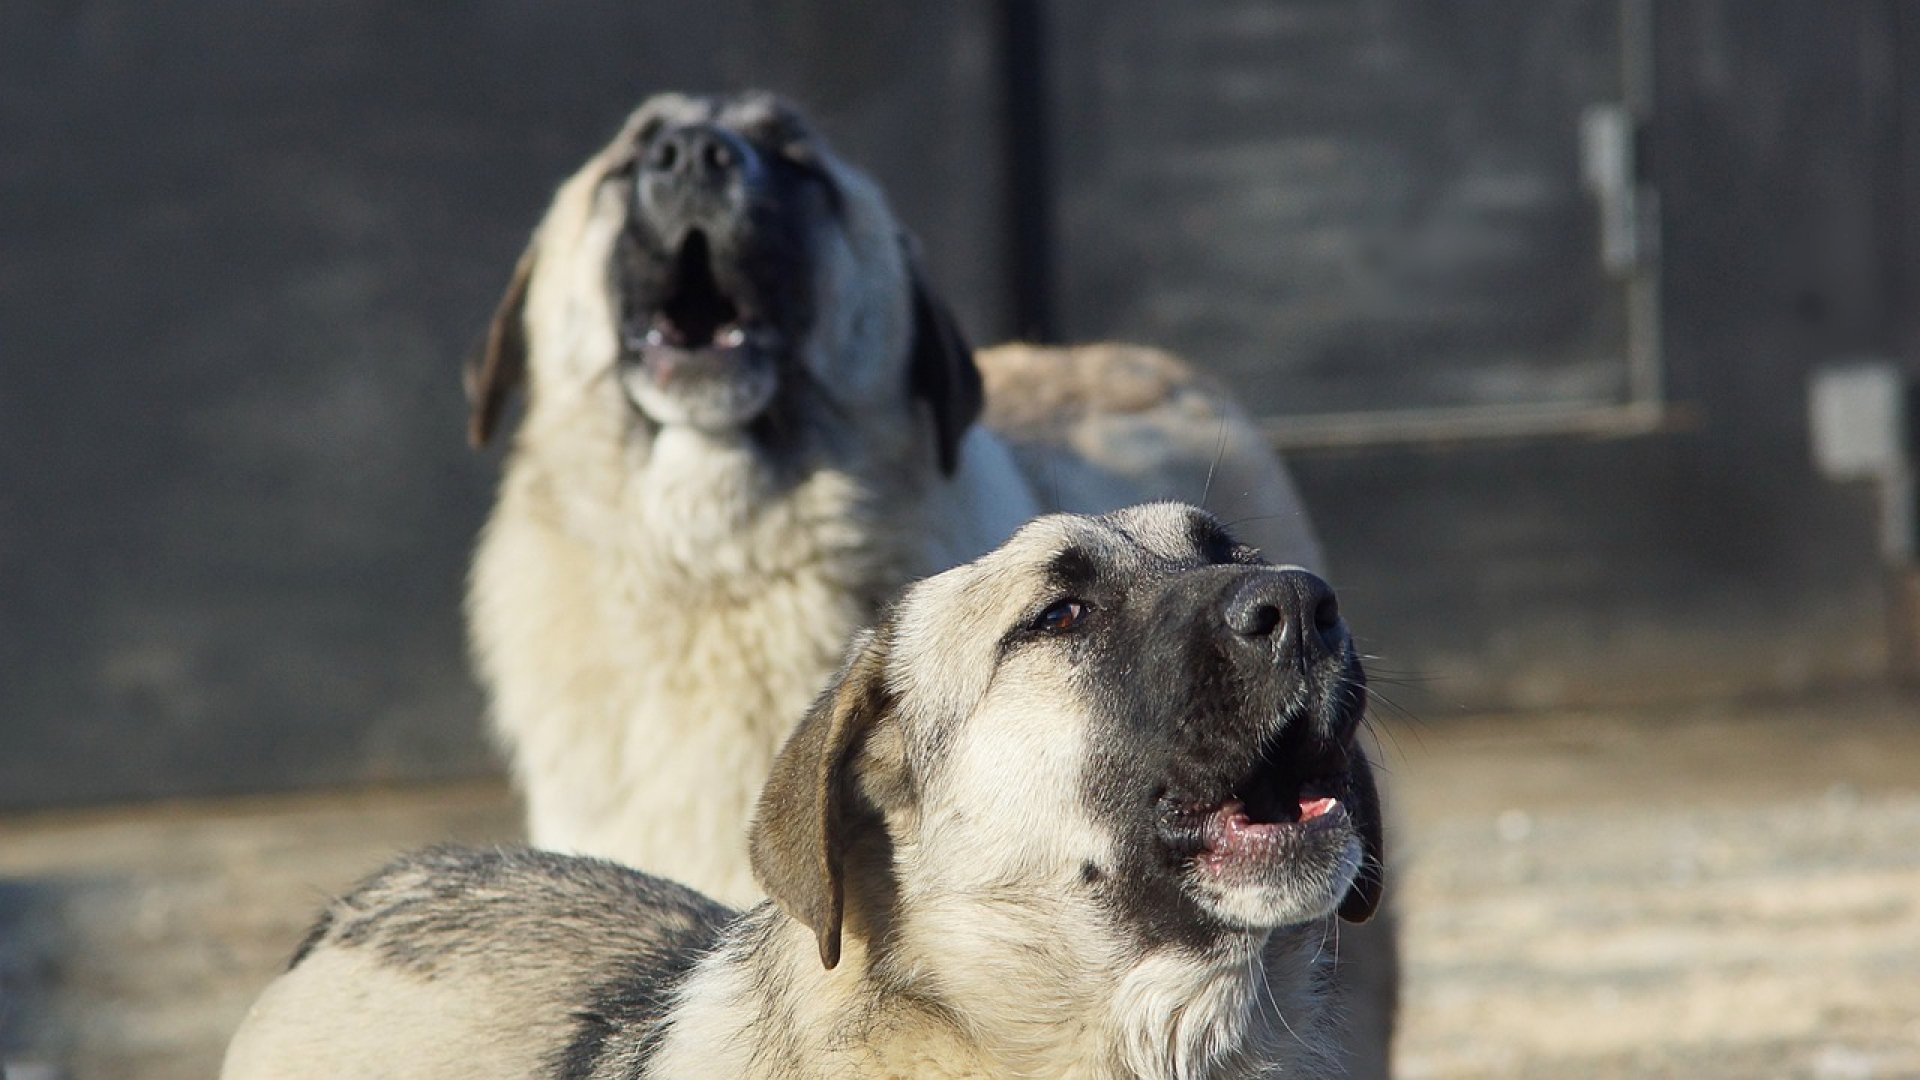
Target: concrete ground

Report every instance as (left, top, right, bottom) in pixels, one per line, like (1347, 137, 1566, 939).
(2, 686, 1916, 1079)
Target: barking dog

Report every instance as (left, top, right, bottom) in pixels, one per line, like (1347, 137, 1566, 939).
(463, 92, 1393, 1071)
(225, 505, 1385, 1080)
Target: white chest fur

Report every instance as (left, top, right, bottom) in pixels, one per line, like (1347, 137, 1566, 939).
(472, 427, 1034, 902)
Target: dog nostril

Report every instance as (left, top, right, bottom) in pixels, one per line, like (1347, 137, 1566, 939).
(1312, 593, 1340, 639)
(1232, 601, 1283, 638)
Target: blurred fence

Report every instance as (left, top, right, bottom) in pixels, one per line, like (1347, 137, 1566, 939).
(1, 1, 1913, 807)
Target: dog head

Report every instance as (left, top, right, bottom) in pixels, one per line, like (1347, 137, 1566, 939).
(751, 502, 1384, 970)
(466, 91, 979, 474)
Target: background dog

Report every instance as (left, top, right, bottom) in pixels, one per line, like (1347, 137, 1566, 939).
(464, 91, 1393, 1071)
(225, 505, 1383, 1079)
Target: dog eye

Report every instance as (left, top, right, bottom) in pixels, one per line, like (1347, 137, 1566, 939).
(1037, 599, 1089, 632)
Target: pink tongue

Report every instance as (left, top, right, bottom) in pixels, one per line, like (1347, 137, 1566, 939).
(1298, 797, 1337, 821)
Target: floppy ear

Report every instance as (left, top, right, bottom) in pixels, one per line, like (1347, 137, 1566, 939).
(902, 246, 983, 476)
(1337, 745, 1386, 923)
(750, 629, 893, 969)
(464, 241, 538, 449)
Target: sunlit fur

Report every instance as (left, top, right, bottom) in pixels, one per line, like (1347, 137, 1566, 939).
(665, 507, 1356, 1077)
(224, 507, 1363, 1079)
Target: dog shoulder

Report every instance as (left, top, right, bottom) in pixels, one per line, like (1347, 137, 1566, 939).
(226, 848, 733, 1080)
(978, 343, 1325, 571)
(294, 847, 729, 974)
(977, 341, 1200, 438)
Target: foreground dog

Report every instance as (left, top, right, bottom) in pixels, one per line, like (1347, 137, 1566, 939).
(225, 505, 1385, 1079)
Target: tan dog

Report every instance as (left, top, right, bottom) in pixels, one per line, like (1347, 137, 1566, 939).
(465, 92, 1393, 1071)
(227, 505, 1385, 1079)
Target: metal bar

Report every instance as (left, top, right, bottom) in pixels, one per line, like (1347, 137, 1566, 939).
(994, 0, 1058, 343)
(1622, 0, 1666, 407)
(1261, 401, 1680, 452)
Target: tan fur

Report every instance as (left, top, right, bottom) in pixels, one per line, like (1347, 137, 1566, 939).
(467, 93, 1393, 1072)
(639, 914, 1338, 1080)
(223, 945, 565, 1077)
(226, 506, 1375, 1079)
(979, 341, 1320, 561)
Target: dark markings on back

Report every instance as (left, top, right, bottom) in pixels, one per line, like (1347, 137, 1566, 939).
(287, 907, 335, 970)
(285, 846, 734, 1077)
(555, 927, 720, 1080)
(315, 847, 727, 975)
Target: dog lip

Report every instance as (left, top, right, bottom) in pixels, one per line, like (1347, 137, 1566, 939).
(1158, 771, 1349, 831)
(1190, 798, 1352, 875)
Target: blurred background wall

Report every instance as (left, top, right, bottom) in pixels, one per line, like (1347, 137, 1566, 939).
(3, 1, 1914, 808)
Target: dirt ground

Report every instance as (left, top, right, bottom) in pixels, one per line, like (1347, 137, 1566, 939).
(2, 686, 1916, 1079)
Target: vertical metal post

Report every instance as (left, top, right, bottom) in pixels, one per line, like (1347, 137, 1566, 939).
(994, 0, 1057, 343)
(1620, 0, 1664, 408)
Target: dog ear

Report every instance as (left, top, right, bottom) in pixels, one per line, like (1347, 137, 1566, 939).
(750, 628, 893, 969)
(902, 243, 982, 476)
(464, 241, 538, 449)
(1337, 744, 1386, 923)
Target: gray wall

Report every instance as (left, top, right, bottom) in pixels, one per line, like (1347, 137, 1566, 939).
(1, 2, 1909, 808)
(1048, 0, 1634, 415)
(1287, 0, 1910, 706)
(1044, 0, 1911, 707)
(0, 2, 1003, 807)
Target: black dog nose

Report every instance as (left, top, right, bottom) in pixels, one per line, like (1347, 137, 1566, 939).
(1225, 569, 1342, 660)
(643, 124, 750, 190)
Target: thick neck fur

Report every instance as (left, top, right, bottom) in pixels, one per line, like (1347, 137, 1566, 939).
(518, 378, 930, 589)
(473, 391, 1032, 902)
(637, 904, 1336, 1079)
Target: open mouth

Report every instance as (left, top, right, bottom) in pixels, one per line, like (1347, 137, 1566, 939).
(622, 230, 767, 375)
(615, 228, 786, 429)
(1160, 722, 1354, 874)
